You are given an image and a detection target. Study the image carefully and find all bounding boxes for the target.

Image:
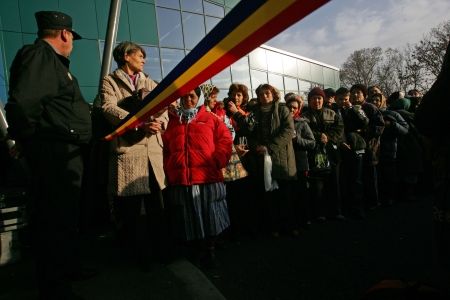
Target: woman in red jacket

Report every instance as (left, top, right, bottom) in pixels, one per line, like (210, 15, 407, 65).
(163, 87, 232, 265)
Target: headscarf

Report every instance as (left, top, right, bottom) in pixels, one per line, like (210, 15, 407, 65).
(200, 83, 216, 102)
(176, 88, 205, 123)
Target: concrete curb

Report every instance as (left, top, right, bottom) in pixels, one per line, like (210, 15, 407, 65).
(167, 259, 226, 300)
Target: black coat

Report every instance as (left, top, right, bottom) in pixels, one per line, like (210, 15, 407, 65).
(6, 39, 91, 144)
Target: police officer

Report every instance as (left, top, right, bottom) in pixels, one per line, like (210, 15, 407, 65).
(5, 11, 91, 300)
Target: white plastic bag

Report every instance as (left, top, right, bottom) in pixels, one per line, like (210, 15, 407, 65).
(263, 152, 279, 192)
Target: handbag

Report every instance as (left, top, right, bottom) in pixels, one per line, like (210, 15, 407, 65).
(118, 92, 147, 145)
(222, 144, 248, 182)
(310, 144, 332, 175)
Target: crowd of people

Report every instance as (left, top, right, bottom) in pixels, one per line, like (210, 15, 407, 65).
(90, 39, 431, 271)
(4, 10, 447, 300)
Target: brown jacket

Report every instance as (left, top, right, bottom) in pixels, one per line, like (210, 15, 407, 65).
(100, 69, 166, 196)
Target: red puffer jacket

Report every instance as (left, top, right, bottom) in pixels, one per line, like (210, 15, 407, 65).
(163, 106, 232, 186)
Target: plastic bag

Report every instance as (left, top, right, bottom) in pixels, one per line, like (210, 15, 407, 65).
(264, 152, 279, 191)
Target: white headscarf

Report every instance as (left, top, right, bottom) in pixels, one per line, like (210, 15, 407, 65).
(177, 88, 205, 123)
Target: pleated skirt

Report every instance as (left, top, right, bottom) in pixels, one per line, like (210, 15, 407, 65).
(167, 182, 230, 241)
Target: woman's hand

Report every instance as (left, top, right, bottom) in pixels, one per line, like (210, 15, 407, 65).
(144, 120, 163, 134)
(227, 101, 238, 114)
(320, 133, 328, 144)
(235, 144, 249, 157)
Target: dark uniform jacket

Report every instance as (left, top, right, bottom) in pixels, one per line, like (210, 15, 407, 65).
(6, 39, 91, 144)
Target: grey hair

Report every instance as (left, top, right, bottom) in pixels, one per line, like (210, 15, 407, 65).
(113, 41, 146, 67)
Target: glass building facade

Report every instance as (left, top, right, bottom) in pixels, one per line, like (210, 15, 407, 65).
(0, 0, 339, 104)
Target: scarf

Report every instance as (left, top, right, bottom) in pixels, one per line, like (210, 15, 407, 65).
(176, 90, 205, 123)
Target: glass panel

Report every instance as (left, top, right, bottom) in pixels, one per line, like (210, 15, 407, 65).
(311, 64, 324, 84)
(79, 87, 98, 104)
(0, 0, 23, 31)
(2, 32, 23, 75)
(266, 51, 283, 74)
(160, 48, 185, 77)
(157, 7, 184, 48)
(209, 0, 225, 5)
(19, 0, 58, 33)
(249, 48, 267, 70)
(335, 71, 340, 88)
(142, 46, 162, 82)
(99, 41, 118, 73)
(282, 55, 297, 77)
(250, 70, 267, 95)
(299, 80, 312, 93)
(205, 16, 221, 33)
(323, 67, 336, 88)
(59, 0, 98, 39)
(128, 2, 158, 45)
(211, 67, 231, 89)
(284, 77, 298, 92)
(0, 31, 6, 101)
(182, 12, 205, 50)
(217, 89, 228, 102)
(71, 40, 101, 87)
(225, 0, 240, 9)
(230, 56, 251, 88)
(268, 73, 283, 92)
(0, 41, 5, 84)
(203, 1, 224, 18)
(297, 59, 311, 81)
(181, 0, 203, 13)
(155, 0, 180, 9)
(0, 85, 6, 104)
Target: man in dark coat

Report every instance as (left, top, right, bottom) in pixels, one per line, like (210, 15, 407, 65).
(5, 11, 92, 300)
(415, 40, 450, 273)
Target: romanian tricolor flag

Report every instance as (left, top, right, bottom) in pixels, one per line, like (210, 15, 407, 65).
(104, 0, 329, 141)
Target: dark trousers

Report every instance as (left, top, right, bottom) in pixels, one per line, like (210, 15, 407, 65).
(325, 161, 343, 216)
(226, 176, 253, 236)
(114, 168, 166, 265)
(25, 140, 87, 298)
(292, 173, 312, 227)
(378, 159, 397, 205)
(341, 151, 365, 217)
(363, 154, 380, 208)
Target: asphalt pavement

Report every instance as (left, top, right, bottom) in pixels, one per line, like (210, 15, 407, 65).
(1, 195, 449, 300)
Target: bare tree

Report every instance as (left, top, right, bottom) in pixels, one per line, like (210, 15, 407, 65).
(375, 48, 404, 96)
(340, 21, 449, 94)
(412, 20, 450, 89)
(340, 47, 383, 88)
(401, 44, 426, 91)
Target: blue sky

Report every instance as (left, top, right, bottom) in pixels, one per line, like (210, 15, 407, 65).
(267, 0, 450, 68)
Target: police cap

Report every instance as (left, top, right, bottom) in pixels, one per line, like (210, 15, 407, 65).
(35, 11, 82, 40)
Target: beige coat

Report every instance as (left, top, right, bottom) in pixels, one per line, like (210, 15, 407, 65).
(100, 69, 167, 196)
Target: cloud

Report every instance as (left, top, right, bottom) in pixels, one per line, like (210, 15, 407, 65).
(267, 0, 450, 68)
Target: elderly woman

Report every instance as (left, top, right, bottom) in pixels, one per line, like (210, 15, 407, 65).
(98, 41, 167, 268)
(302, 87, 344, 222)
(285, 93, 316, 230)
(163, 87, 232, 265)
(228, 83, 296, 237)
